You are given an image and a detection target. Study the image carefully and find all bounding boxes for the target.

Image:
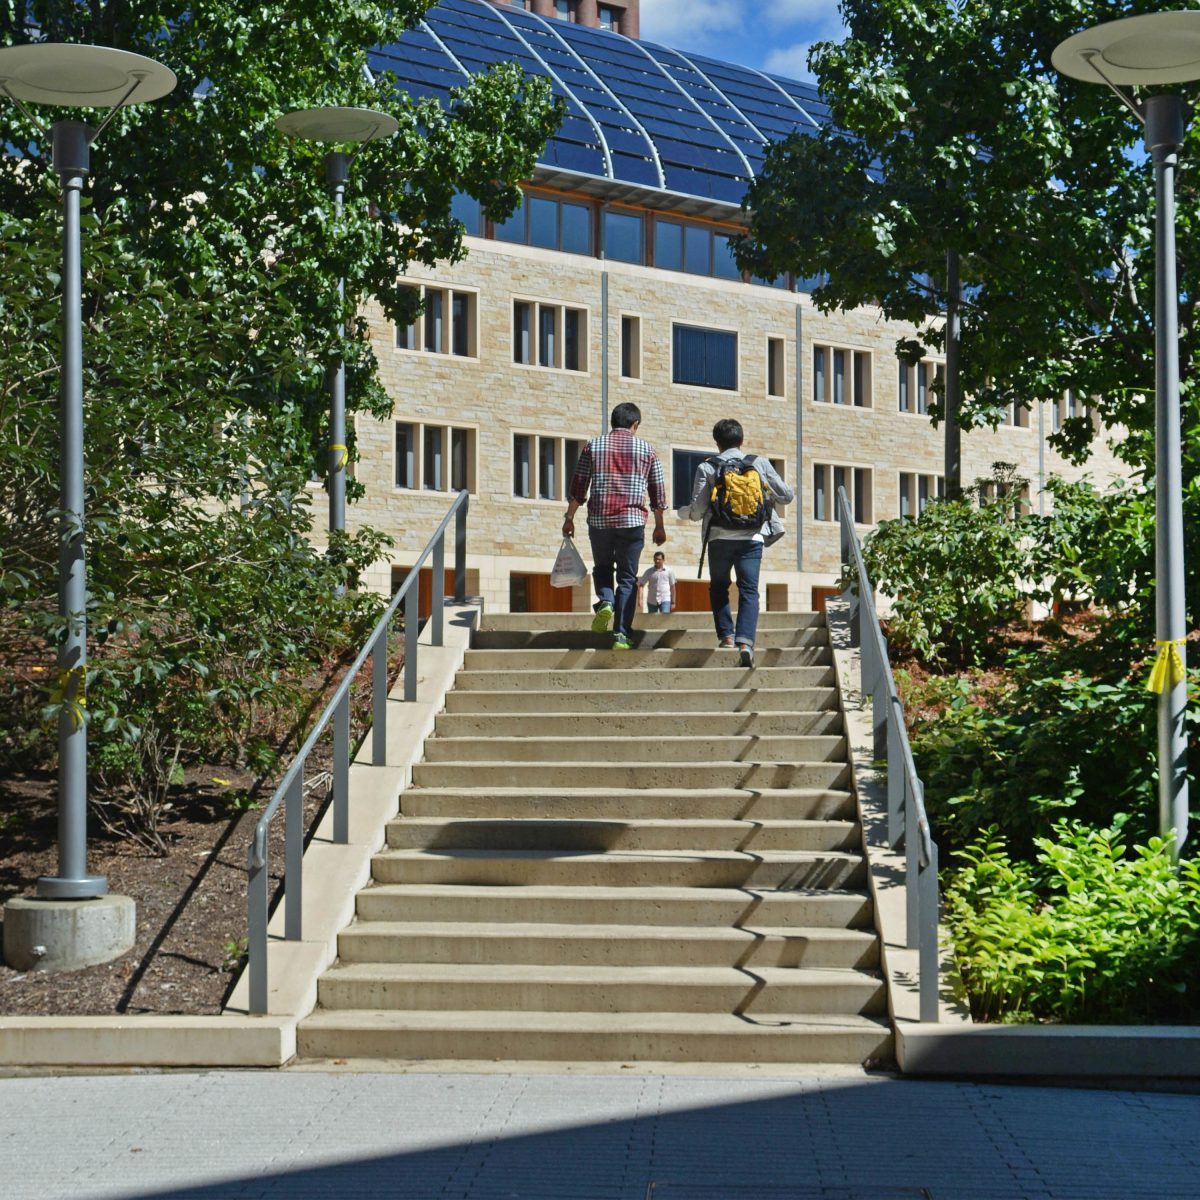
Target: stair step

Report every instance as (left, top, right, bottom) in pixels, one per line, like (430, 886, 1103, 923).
(410, 760, 851, 790)
(297, 1009, 892, 1064)
(433, 710, 844, 738)
(336, 922, 880, 969)
(355, 884, 874, 928)
(316, 963, 886, 1016)
(385, 817, 860, 853)
(401, 787, 856, 821)
(452, 666, 835, 691)
(421, 734, 846, 764)
(443, 687, 838, 713)
(463, 646, 832, 669)
(481, 612, 827, 632)
(369, 848, 866, 889)
(473, 628, 830, 650)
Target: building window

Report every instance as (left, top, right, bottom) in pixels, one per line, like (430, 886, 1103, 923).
(898, 359, 942, 415)
(813, 463, 873, 524)
(898, 472, 944, 518)
(654, 217, 746, 282)
(396, 421, 476, 493)
(598, 4, 617, 31)
(714, 233, 743, 281)
(513, 434, 587, 501)
(556, 0, 573, 19)
(494, 191, 593, 255)
(1008, 400, 1031, 428)
(1053, 389, 1098, 432)
(395, 422, 416, 489)
(395, 283, 476, 358)
(978, 478, 1031, 515)
(513, 299, 588, 371)
(813, 344, 870, 407)
(451, 191, 482, 237)
(672, 323, 737, 391)
(604, 209, 643, 264)
(767, 338, 785, 397)
(621, 314, 642, 380)
(672, 448, 713, 509)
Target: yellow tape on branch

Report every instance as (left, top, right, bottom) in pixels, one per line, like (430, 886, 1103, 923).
(1147, 638, 1187, 694)
(329, 443, 348, 469)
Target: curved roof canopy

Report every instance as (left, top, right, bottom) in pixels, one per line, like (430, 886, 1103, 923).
(370, 0, 832, 219)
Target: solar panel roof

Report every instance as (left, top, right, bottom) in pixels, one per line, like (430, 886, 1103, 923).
(376, 0, 832, 215)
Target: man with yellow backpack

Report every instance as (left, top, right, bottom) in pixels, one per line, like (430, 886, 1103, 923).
(678, 418, 794, 668)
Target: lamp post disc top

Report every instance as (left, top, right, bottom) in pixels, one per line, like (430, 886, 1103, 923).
(0, 43, 175, 105)
(1054, 11, 1200, 86)
(276, 106, 399, 143)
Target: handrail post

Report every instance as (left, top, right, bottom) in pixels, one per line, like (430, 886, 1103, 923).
(905, 789, 920, 949)
(919, 839, 940, 1022)
(432, 535, 445, 647)
(372, 626, 388, 766)
(284, 771, 304, 940)
(455, 490, 468, 603)
(404, 585, 418, 702)
(333, 691, 350, 844)
(248, 849, 268, 1015)
(869, 627, 887, 758)
(887, 720, 905, 846)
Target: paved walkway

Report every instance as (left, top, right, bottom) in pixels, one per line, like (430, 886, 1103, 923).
(2, 1066, 1197, 1199)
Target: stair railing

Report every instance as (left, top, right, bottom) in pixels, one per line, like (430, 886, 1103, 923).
(836, 486, 940, 1022)
(244, 490, 470, 1015)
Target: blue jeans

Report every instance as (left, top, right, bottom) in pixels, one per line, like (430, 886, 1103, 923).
(648, 600, 672, 614)
(588, 525, 645, 638)
(707, 538, 762, 646)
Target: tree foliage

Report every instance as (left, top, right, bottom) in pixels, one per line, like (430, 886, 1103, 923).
(735, 0, 1199, 470)
(0, 2, 562, 846)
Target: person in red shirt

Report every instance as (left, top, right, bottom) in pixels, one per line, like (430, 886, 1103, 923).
(562, 402, 667, 649)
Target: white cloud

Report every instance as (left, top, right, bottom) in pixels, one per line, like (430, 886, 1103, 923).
(762, 0, 843, 28)
(762, 40, 819, 81)
(639, 0, 744, 45)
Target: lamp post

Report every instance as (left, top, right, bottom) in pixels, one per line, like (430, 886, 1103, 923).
(1054, 12, 1200, 859)
(0, 43, 174, 968)
(275, 107, 398, 561)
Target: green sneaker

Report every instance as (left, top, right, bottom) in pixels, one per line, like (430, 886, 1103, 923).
(591, 603, 614, 633)
(612, 633, 632, 650)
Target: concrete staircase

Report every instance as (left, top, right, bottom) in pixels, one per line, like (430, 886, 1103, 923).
(297, 611, 892, 1065)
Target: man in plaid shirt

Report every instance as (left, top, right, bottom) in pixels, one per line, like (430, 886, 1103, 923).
(562, 402, 667, 649)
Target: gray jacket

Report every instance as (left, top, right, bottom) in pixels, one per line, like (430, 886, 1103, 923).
(679, 448, 794, 546)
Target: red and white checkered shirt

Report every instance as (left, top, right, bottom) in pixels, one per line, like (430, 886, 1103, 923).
(568, 429, 667, 529)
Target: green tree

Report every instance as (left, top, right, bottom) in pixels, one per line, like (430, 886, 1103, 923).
(735, 0, 1196, 477)
(0, 3, 561, 846)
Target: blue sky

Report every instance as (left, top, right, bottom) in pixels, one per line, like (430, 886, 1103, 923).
(638, 0, 847, 81)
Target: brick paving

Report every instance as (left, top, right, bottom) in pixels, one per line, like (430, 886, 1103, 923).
(2, 1068, 1197, 1199)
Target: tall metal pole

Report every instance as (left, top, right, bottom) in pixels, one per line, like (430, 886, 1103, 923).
(943, 248, 962, 499)
(325, 151, 350, 570)
(1146, 94, 1190, 858)
(41, 120, 106, 900)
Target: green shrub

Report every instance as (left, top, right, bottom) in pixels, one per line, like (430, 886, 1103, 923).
(859, 495, 1043, 667)
(903, 642, 1166, 857)
(946, 822, 1200, 1023)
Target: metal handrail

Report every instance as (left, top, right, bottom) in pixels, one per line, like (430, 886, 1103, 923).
(836, 486, 940, 1022)
(245, 490, 470, 1014)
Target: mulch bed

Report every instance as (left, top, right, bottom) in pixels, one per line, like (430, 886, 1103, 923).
(0, 646, 404, 1017)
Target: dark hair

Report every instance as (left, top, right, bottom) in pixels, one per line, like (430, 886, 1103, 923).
(713, 418, 743, 451)
(611, 402, 642, 430)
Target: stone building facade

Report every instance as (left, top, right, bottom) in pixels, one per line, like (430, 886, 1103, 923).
(337, 2, 1125, 613)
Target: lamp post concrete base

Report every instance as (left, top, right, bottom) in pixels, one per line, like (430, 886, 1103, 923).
(3, 894, 135, 972)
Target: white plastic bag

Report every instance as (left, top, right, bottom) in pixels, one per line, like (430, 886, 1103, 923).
(550, 536, 588, 588)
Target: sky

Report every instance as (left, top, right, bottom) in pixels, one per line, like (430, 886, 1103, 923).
(637, 0, 847, 82)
